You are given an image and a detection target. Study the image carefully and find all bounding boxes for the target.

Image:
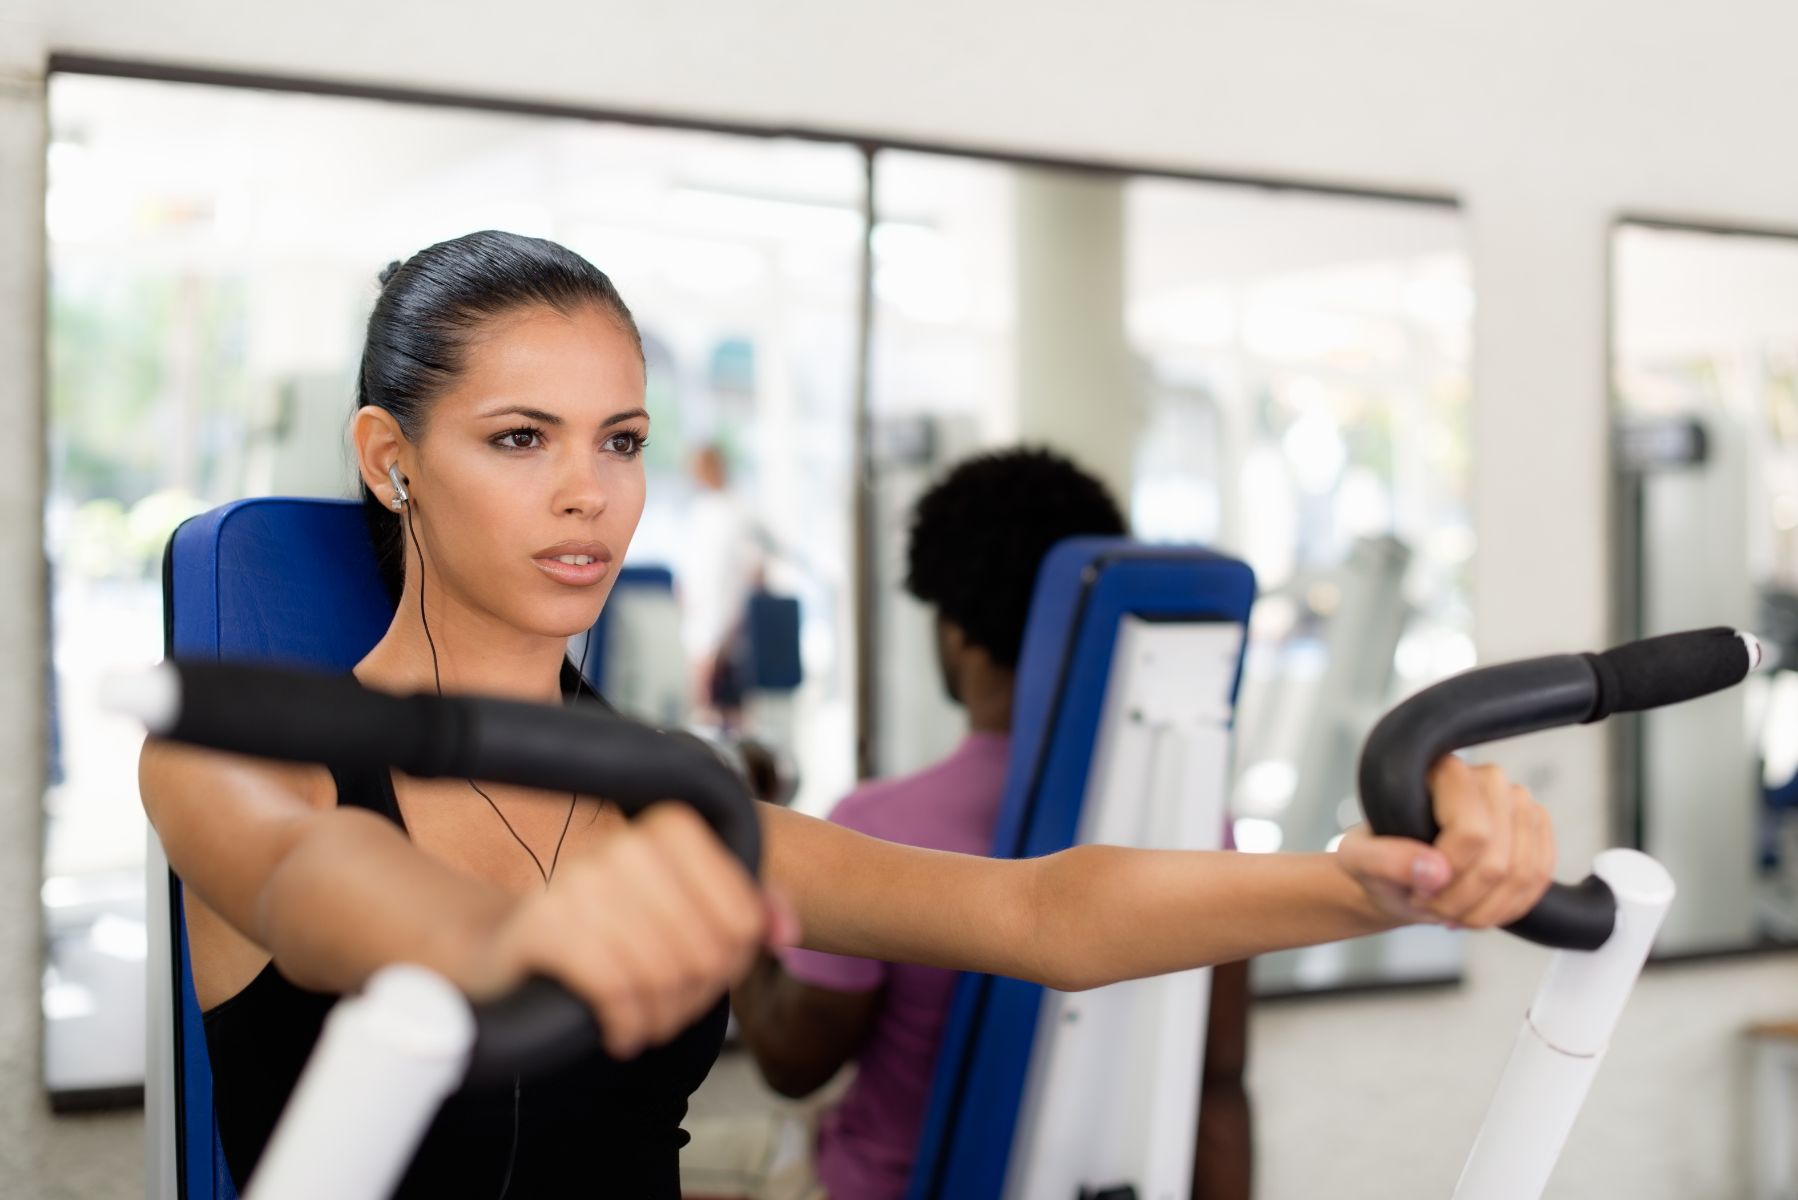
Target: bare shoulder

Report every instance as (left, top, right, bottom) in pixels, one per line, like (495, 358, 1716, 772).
(140, 738, 337, 825)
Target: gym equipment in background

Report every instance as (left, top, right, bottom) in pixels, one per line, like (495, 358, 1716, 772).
(910, 539, 1257, 1200)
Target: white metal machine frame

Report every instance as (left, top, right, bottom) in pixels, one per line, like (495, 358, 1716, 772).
(1006, 616, 1243, 1200)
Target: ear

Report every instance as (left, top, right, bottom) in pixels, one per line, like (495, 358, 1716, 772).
(351, 406, 411, 507)
(934, 613, 966, 657)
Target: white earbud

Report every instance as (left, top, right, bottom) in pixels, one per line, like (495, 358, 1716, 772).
(387, 463, 409, 510)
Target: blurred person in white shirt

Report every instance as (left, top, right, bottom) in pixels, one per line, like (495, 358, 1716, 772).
(679, 443, 763, 725)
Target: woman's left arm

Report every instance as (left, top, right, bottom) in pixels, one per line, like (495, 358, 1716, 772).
(762, 757, 1553, 992)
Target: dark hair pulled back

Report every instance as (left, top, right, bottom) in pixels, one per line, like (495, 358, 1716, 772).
(355, 230, 642, 603)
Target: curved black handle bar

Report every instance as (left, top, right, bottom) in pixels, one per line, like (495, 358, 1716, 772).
(1358, 626, 1755, 950)
(148, 658, 761, 1086)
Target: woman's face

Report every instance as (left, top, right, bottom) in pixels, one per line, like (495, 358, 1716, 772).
(406, 303, 650, 639)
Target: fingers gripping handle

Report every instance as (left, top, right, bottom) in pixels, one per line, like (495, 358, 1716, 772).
(1357, 657, 1620, 950)
(1357, 628, 1754, 951)
(130, 659, 762, 1085)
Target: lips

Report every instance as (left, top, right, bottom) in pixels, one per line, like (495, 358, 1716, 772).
(532, 540, 613, 587)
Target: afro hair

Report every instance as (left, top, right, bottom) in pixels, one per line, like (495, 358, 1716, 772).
(905, 447, 1127, 668)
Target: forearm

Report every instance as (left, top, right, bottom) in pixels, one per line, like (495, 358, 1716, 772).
(256, 806, 516, 995)
(730, 954, 809, 1094)
(732, 950, 878, 1099)
(1032, 846, 1402, 992)
(731, 952, 784, 1047)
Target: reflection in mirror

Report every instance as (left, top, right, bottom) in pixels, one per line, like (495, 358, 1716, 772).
(1125, 182, 1475, 995)
(43, 71, 866, 1105)
(1612, 220, 1798, 958)
(860, 158, 1476, 995)
(865, 150, 1023, 778)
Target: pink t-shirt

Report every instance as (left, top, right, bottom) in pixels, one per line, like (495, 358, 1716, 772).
(780, 732, 1011, 1200)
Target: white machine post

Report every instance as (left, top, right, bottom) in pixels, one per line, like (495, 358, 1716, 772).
(246, 965, 476, 1200)
(145, 834, 178, 1200)
(1004, 615, 1244, 1200)
(1452, 849, 1675, 1200)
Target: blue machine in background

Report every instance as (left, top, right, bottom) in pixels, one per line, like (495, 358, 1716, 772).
(910, 539, 1255, 1200)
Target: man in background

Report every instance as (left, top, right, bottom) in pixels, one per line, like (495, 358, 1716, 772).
(732, 446, 1252, 1200)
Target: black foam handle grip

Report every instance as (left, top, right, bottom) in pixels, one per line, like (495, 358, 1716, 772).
(163, 659, 759, 871)
(1358, 627, 1755, 951)
(164, 660, 446, 773)
(1581, 626, 1755, 721)
(158, 659, 760, 1085)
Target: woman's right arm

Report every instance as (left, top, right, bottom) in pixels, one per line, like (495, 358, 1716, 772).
(140, 739, 772, 1057)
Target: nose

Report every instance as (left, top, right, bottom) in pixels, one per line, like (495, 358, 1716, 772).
(552, 449, 610, 519)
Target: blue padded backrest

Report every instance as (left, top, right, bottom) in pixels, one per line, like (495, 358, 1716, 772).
(907, 538, 1256, 1200)
(168, 498, 395, 670)
(163, 498, 395, 1200)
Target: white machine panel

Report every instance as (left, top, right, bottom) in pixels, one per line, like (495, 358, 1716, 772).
(1004, 616, 1245, 1200)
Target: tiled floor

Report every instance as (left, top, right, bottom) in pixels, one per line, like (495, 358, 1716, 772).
(1, 1106, 143, 1200)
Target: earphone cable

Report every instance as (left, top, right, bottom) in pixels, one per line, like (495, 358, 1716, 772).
(398, 490, 586, 1200)
(402, 498, 576, 885)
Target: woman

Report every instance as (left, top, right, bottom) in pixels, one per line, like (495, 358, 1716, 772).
(141, 231, 1555, 1199)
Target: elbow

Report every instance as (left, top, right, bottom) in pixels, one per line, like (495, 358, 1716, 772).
(251, 808, 384, 991)
(1041, 962, 1107, 994)
(253, 852, 329, 992)
(737, 1025, 840, 1098)
(1025, 847, 1112, 994)
(252, 811, 331, 952)
(732, 991, 847, 1098)
(759, 1057, 835, 1100)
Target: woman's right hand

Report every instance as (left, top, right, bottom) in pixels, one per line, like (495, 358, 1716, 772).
(463, 802, 786, 1059)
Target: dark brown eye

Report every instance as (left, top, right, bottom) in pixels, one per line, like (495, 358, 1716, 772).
(494, 427, 543, 450)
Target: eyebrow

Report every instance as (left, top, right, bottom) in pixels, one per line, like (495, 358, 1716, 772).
(476, 405, 649, 428)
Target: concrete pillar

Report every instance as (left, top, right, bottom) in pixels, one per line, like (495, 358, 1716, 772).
(0, 55, 50, 1178)
(1012, 168, 1142, 507)
(0, 62, 141, 1199)
(1465, 199, 1613, 865)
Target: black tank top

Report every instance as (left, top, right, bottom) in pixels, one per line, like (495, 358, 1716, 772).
(202, 761, 729, 1198)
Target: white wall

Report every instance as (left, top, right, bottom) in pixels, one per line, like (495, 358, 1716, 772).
(3, 2, 1797, 1196)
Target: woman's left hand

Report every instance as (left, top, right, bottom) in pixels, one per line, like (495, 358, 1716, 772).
(1336, 756, 1556, 929)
